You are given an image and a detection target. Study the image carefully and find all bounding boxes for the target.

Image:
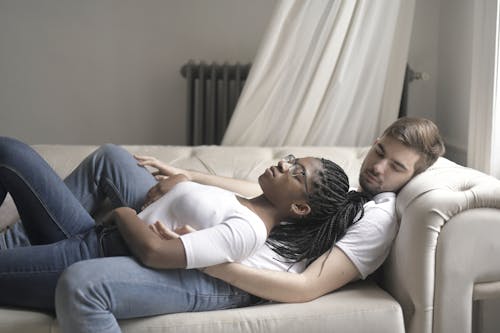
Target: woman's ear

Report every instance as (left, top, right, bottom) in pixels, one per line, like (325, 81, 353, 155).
(290, 202, 311, 217)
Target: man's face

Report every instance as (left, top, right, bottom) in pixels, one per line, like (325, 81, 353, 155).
(359, 135, 421, 195)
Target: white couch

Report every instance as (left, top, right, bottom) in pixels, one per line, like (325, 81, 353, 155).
(1, 144, 499, 333)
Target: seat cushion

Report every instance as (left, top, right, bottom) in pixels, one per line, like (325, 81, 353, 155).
(0, 308, 54, 333)
(64, 281, 403, 333)
(0, 282, 403, 333)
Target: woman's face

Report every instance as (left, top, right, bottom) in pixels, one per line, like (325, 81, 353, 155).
(258, 156, 322, 215)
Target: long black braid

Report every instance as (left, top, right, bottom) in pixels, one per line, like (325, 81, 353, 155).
(266, 158, 370, 265)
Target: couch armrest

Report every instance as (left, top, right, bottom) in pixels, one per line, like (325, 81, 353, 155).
(382, 157, 500, 333)
(435, 208, 500, 332)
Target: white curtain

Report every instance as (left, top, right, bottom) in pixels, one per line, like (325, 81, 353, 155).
(222, 0, 415, 146)
(467, 0, 500, 179)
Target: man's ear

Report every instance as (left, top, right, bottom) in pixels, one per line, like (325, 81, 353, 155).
(290, 202, 311, 217)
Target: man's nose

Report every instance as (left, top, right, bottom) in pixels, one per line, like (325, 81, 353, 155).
(373, 159, 388, 175)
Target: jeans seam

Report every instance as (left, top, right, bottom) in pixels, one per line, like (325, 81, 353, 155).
(102, 176, 127, 207)
(0, 164, 71, 238)
(0, 267, 65, 274)
(113, 279, 243, 300)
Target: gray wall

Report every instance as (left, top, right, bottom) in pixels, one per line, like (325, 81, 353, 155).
(0, 0, 477, 159)
(0, 0, 276, 144)
(407, 0, 473, 164)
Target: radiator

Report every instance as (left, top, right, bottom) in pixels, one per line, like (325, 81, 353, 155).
(181, 61, 251, 145)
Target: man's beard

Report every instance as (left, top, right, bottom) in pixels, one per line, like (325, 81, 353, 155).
(359, 171, 382, 196)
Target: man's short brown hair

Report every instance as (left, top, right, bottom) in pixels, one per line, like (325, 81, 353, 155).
(382, 117, 445, 174)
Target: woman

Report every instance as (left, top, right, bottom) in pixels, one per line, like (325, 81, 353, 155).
(0, 136, 367, 312)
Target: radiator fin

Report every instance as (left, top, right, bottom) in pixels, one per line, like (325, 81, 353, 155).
(181, 61, 251, 145)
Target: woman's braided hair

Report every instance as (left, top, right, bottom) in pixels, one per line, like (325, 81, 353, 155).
(266, 158, 370, 265)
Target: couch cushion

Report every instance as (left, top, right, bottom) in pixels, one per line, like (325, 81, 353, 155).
(0, 283, 403, 333)
(30, 145, 369, 185)
(0, 308, 54, 333)
(45, 281, 403, 333)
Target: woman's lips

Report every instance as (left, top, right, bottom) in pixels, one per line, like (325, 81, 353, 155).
(269, 166, 279, 177)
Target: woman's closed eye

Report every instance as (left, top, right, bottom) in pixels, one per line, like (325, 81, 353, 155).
(289, 164, 306, 177)
(279, 154, 310, 194)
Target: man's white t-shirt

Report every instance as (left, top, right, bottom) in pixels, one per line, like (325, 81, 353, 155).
(139, 181, 397, 277)
(335, 192, 397, 279)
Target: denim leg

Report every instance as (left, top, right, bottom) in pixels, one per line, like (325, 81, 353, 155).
(64, 144, 157, 214)
(56, 257, 258, 333)
(1, 143, 156, 248)
(0, 229, 99, 311)
(0, 137, 95, 244)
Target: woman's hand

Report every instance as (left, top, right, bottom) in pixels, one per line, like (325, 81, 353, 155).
(149, 221, 196, 240)
(113, 208, 187, 269)
(134, 154, 191, 179)
(142, 174, 189, 210)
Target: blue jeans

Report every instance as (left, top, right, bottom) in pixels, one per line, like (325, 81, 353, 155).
(0, 137, 259, 332)
(0, 138, 156, 309)
(56, 257, 259, 333)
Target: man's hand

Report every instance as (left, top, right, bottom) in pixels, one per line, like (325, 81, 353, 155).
(135, 154, 191, 179)
(136, 154, 263, 199)
(142, 174, 189, 210)
(105, 207, 135, 224)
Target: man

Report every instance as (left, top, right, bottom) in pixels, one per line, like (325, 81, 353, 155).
(198, 117, 445, 302)
(53, 117, 444, 332)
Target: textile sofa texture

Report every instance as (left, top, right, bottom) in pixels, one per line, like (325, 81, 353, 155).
(0, 144, 499, 333)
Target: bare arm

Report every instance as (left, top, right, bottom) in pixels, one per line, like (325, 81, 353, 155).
(203, 247, 360, 303)
(188, 171, 261, 197)
(135, 154, 261, 197)
(113, 207, 187, 269)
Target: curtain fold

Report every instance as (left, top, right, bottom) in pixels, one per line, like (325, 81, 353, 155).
(222, 0, 416, 147)
(467, 0, 500, 178)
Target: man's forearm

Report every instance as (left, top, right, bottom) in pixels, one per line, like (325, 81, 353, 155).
(135, 154, 261, 198)
(187, 171, 262, 198)
(204, 264, 314, 303)
(203, 247, 359, 303)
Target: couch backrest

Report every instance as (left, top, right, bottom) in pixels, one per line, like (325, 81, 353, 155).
(0, 145, 370, 228)
(32, 145, 370, 187)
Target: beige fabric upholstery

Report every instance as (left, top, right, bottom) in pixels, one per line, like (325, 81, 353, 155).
(384, 157, 500, 333)
(1, 145, 499, 333)
(0, 282, 403, 333)
(0, 308, 53, 333)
